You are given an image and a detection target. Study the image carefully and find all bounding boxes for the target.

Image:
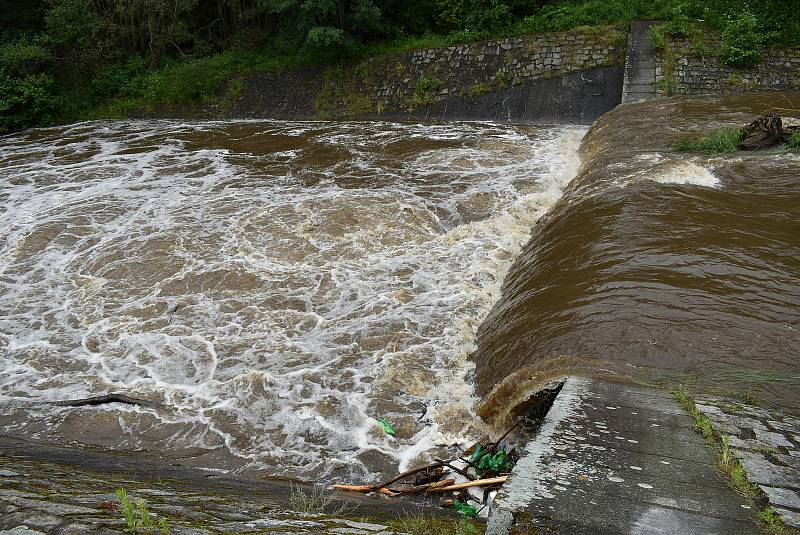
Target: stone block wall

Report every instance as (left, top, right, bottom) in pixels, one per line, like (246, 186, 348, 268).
(350, 29, 627, 117)
(655, 35, 800, 96)
(231, 28, 627, 121)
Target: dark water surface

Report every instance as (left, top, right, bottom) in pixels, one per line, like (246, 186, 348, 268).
(474, 93, 800, 424)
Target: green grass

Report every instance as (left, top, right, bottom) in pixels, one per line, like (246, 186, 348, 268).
(676, 128, 745, 153)
(116, 488, 169, 534)
(761, 507, 790, 535)
(789, 131, 800, 150)
(385, 515, 483, 535)
(288, 485, 351, 516)
(409, 75, 443, 110)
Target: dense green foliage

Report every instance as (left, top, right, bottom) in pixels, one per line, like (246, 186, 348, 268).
(1, 0, 798, 132)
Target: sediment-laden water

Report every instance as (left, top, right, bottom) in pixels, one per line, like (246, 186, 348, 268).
(0, 120, 584, 481)
(474, 93, 800, 424)
(2, 93, 798, 483)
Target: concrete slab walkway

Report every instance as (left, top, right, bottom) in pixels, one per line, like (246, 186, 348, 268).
(487, 378, 760, 534)
(622, 21, 659, 103)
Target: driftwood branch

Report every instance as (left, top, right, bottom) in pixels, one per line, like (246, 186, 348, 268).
(332, 484, 372, 492)
(394, 478, 455, 495)
(737, 112, 800, 151)
(435, 458, 475, 481)
(49, 394, 161, 409)
(368, 461, 444, 491)
(426, 476, 508, 492)
(332, 428, 517, 501)
(333, 478, 455, 496)
(487, 418, 524, 453)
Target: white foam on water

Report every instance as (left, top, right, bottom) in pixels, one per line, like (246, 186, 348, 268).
(594, 156, 722, 194)
(0, 119, 586, 481)
(648, 161, 721, 188)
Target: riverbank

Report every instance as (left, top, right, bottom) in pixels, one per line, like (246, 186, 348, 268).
(3, 380, 797, 534)
(123, 25, 800, 125)
(0, 435, 478, 534)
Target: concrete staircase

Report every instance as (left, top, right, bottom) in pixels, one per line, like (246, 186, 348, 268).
(622, 21, 660, 103)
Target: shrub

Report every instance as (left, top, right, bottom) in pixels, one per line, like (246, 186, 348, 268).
(409, 75, 442, 109)
(676, 128, 744, 153)
(515, 0, 671, 35)
(305, 26, 356, 56)
(115, 488, 169, 534)
(90, 56, 149, 98)
(0, 70, 61, 132)
(0, 38, 53, 75)
(436, 0, 514, 33)
(720, 8, 768, 67)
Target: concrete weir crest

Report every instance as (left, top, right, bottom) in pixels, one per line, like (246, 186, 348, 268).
(487, 377, 760, 535)
(487, 377, 588, 533)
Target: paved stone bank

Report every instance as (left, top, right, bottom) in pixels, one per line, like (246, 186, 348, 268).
(655, 34, 800, 96)
(0, 452, 470, 535)
(694, 398, 800, 529)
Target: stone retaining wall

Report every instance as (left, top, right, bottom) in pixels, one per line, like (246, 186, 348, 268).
(230, 28, 627, 123)
(655, 35, 800, 96)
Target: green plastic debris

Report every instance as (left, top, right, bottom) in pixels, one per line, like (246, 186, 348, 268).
(468, 444, 485, 464)
(452, 501, 478, 517)
(469, 444, 515, 477)
(377, 417, 395, 436)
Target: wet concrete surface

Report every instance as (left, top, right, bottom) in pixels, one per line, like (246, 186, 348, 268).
(487, 378, 760, 534)
(394, 65, 624, 124)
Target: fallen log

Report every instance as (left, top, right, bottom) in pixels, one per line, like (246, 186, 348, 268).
(333, 477, 456, 496)
(49, 393, 161, 409)
(426, 476, 508, 493)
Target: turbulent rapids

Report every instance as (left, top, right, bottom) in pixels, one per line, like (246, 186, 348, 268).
(2, 93, 799, 485)
(0, 120, 584, 481)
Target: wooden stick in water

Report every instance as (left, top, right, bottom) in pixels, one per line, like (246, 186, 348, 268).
(426, 476, 508, 492)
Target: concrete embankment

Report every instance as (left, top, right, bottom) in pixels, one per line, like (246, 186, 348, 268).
(621, 21, 658, 102)
(220, 23, 800, 124)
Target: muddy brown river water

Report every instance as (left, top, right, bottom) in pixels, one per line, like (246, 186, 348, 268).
(0, 120, 584, 481)
(475, 92, 800, 424)
(0, 93, 798, 483)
